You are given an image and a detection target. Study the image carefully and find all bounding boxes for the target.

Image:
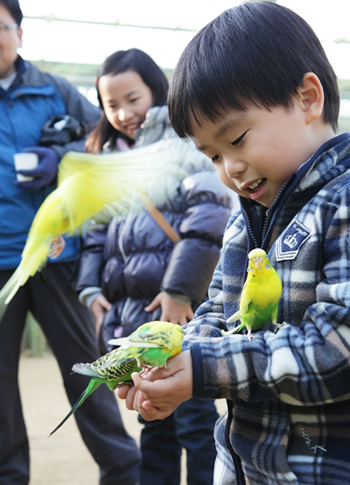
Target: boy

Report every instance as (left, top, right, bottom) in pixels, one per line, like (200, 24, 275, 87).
(118, 2, 350, 484)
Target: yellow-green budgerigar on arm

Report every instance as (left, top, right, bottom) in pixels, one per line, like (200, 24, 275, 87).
(222, 248, 283, 340)
(50, 321, 184, 436)
(0, 139, 188, 311)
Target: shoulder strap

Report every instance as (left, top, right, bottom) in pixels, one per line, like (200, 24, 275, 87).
(138, 193, 180, 244)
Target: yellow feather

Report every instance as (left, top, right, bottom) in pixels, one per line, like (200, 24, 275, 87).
(0, 139, 191, 313)
(223, 248, 283, 339)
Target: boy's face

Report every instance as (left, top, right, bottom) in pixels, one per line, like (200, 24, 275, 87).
(189, 102, 318, 208)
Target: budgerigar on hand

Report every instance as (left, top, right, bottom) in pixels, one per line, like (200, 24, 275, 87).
(222, 248, 283, 340)
(50, 321, 184, 435)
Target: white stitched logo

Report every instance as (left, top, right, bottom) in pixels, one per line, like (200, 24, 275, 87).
(276, 220, 311, 261)
(283, 234, 298, 249)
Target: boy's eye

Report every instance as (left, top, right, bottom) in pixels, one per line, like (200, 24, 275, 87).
(231, 132, 246, 146)
(211, 155, 219, 163)
(130, 97, 139, 103)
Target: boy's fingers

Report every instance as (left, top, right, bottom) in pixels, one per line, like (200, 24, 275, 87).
(132, 371, 172, 392)
(117, 383, 131, 400)
(140, 400, 179, 421)
(132, 372, 151, 390)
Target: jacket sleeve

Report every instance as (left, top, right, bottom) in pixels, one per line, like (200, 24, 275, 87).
(184, 183, 350, 405)
(49, 75, 101, 159)
(161, 170, 233, 305)
(75, 224, 108, 293)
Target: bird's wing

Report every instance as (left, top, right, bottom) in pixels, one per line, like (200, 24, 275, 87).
(108, 337, 161, 348)
(226, 310, 241, 324)
(110, 321, 184, 352)
(130, 321, 184, 349)
(0, 141, 193, 312)
(73, 352, 140, 381)
(72, 362, 100, 377)
(238, 281, 254, 317)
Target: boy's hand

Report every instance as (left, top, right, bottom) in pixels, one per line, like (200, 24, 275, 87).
(117, 350, 193, 420)
(144, 291, 194, 326)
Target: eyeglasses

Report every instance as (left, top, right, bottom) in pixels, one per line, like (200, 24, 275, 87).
(0, 22, 18, 35)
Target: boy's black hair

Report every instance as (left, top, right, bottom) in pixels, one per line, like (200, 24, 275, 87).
(0, 0, 23, 25)
(168, 1, 339, 137)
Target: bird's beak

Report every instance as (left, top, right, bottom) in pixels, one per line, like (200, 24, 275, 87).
(253, 256, 263, 271)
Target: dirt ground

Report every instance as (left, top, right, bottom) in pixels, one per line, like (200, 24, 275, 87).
(18, 353, 226, 485)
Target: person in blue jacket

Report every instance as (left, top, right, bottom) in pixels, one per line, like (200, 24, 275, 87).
(76, 48, 235, 485)
(119, 2, 350, 485)
(0, 2, 141, 484)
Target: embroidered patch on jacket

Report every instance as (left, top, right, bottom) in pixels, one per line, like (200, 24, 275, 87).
(275, 220, 311, 261)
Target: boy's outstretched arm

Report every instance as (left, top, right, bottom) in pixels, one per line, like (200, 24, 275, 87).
(117, 350, 193, 421)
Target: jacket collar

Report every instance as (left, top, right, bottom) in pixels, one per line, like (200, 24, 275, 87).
(8, 55, 26, 89)
(240, 132, 350, 250)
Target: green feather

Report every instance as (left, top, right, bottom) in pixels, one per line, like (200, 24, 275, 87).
(222, 248, 283, 340)
(49, 354, 140, 436)
(50, 321, 184, 436)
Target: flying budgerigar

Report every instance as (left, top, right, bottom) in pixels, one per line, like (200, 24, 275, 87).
(50, 320, 184, 436)
(221, 248, 283, 340)
(0, 138, 190, 313)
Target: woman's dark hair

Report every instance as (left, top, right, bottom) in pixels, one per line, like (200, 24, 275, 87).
(0, 0, 23, 25)
(168, 1, 339, 137)
(86, 48, 168, 153)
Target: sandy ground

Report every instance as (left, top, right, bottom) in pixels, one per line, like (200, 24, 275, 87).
(18, 353, 226, 485)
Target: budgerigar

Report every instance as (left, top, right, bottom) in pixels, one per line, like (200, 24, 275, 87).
(0, 138, 189, 313)
(221, 248, 282, 340)
(50, 321, 184, 436)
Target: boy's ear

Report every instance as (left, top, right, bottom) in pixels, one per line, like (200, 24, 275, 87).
(297, 72, 324, 124)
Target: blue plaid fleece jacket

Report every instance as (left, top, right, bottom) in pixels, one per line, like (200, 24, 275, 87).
(182, 133, 350, 485)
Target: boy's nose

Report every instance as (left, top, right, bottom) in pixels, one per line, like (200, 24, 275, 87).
(223, 156, 245, 179)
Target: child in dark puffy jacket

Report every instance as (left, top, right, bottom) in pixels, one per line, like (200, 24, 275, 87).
(76, 49, 235, 485)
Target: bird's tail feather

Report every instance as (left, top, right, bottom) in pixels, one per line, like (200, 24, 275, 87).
(0, 238, 51, 308)
(49, 379, 100, 436)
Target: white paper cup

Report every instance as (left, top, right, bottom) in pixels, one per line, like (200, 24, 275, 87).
(14, 153, 39, 181)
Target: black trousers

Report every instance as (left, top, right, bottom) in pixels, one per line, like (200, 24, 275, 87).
(0, 265, 141, 485)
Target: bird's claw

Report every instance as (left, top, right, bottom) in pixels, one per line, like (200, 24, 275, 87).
(139, 365, 153, 377)
(272, 322, 286, 333)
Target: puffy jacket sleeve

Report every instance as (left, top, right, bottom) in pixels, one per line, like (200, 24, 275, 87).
(49, 75, 101, 159)
(161, 170, 233, 305)
(75, 224, 108, 293)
